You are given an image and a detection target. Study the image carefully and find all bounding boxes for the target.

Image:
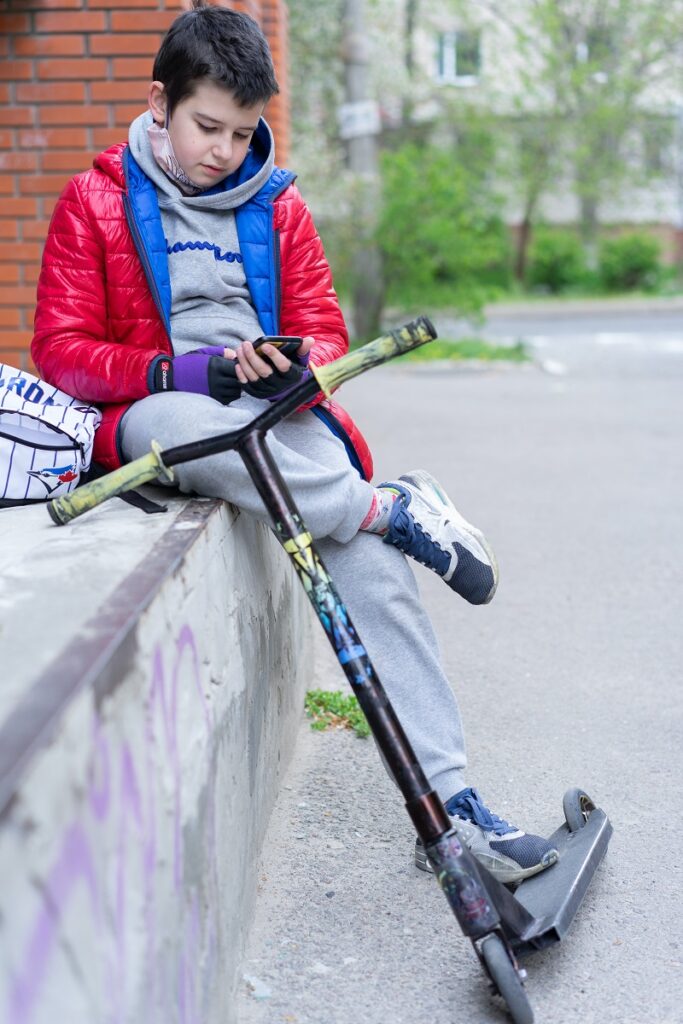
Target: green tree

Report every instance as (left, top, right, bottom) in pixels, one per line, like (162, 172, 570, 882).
(378, 143, 510, 311)
(464, 0, 683, 269)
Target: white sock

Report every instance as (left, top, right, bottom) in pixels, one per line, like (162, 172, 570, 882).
(359, 486, 399, 535)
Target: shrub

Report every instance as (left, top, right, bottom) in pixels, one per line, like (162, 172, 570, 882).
(598, 232, 662, 292)
(527, 228, 586, 293)
(377, 143, 511, 315)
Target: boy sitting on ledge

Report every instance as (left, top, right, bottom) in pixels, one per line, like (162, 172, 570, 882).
(31, 2, 558, 885)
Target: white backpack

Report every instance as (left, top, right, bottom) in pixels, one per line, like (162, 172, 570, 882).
(0, 364, 101, 508)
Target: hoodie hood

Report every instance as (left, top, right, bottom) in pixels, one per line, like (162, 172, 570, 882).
(126, 110, 275, 211)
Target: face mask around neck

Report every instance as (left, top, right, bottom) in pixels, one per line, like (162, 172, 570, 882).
(147, 116, 205, 196)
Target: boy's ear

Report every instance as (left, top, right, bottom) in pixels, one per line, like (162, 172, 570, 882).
(148, 81, 168, 125)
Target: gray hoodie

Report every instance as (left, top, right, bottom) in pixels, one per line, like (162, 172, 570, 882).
(128, 111, 275, 356)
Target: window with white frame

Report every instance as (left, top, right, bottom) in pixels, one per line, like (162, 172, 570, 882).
(435, 30, 481, 85)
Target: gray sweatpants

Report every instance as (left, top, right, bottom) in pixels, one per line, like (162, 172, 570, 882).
(120, 392, 468, 801)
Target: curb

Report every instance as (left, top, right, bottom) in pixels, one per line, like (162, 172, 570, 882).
(485, 295, 683, 318)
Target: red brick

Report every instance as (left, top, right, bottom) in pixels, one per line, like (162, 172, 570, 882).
(90, 34, 162, 56)
(23, 0, 82, 7)
(0, 242, 42, 263)
(0, 13, 31, 33)
(0, 355, 33, 376)
(0, 37, 9, 59)
(0, 223, 18, 240)
(88, 0, 158, 7)
(23, 264, 41, 285)
(0, 331, 33, 351)
(0, 307, 22, 328)
(114, 103, 146, 126)
(110, 11, 178, 31)
(0, 86, 9, 104)
(0, 198, 39, 218)
(34, 11, 106, 31)
(37, 59, 108, 81)
(0, 152, 38, 172)
(0, 61, 34, 82)
(21, 175, 71, 196)
(0, 131, 14, 150)
(0, 286, 37, 306)
(19, 128, 88, 149)
(91, 127, 126, 149)
(0, 177, 14, 196)
(14, 35, 85, 58)
(0, 265, 21, 283)
(16, 82, 86, 103)
(0, 109, 34, 128)
(91, 79, 149, 102)
(21, 220, 51, 240)
(112, 58, 155, 79)
(42, 150, 97, 172)
(39, 106, 109, 126)
(233, 0, 262, 16)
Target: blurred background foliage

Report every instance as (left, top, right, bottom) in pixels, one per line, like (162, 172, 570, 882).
(285, 0, 683, 333)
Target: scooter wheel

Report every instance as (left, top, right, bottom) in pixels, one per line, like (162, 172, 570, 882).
(480, 934, 534, 1024)
(563, 787, 596, 832)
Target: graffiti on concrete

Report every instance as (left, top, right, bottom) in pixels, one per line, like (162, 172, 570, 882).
(5, 624, 221, 1024)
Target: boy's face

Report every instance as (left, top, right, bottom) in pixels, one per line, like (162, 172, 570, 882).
(148, 79, 265, 188)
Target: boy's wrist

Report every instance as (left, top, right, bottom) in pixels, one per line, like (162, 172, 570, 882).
(149, 354, 174, 393)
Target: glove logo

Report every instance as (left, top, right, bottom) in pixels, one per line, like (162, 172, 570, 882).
(154, 359, 173, 392)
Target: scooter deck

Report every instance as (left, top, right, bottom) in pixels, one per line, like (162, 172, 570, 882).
(501, 808, 613, 956)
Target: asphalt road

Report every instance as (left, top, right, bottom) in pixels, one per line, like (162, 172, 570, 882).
(237, 307, 683, 1024)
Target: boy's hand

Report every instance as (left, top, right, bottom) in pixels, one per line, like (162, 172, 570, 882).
(229, 336, 313, 383)
(229, 336, 314, 400)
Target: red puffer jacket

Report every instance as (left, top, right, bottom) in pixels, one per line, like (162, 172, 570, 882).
(31, 142, 373, 479)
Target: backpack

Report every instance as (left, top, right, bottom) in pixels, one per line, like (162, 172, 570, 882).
(0, 364, 101, 508)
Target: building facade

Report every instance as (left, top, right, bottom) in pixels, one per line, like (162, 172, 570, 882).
(351, 1, 683, 263)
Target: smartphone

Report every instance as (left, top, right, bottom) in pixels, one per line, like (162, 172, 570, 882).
(253, 335, 304, 359)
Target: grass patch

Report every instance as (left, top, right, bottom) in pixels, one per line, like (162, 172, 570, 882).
(304, 690, 370, 739)
(398, 337, 529, 363)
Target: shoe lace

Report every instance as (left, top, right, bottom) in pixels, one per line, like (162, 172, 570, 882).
(390, 506, 450, 575)
(447, 787, 515, 836)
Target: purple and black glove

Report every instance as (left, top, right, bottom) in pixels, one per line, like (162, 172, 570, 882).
(149, 346, 241, 406)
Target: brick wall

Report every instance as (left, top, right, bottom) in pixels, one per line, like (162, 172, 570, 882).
(0, 0, 290, 370)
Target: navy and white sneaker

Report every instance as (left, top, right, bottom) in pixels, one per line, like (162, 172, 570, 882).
(415, 787, 559, 885)
(380, 470, 498, 605)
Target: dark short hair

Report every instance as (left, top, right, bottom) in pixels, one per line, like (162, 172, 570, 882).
(152, 1, 279, 113)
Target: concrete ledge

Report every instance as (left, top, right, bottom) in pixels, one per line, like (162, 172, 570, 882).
(0, 494, 313, 1024)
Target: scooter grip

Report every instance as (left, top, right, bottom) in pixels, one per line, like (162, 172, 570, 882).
(48, 441, 174, 526)
(311, 316, 437, 397)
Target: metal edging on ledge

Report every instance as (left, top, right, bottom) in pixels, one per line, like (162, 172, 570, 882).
(0, 498, 224, 821)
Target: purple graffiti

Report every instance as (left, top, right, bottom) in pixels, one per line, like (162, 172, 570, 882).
(8, 824, 99, 1023)
(5, 624, 219, 1024)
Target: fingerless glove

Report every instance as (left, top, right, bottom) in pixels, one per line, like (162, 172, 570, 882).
(244, 362, 309, 401)
(150, 347, 241, 406)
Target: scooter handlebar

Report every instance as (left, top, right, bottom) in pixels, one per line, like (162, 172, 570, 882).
(48, 441, 173, 526)
(311, 316, 437, 397)
(47, 317, 437, 526)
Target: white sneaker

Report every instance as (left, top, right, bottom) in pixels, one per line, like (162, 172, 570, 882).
(380, 470, 499, 605)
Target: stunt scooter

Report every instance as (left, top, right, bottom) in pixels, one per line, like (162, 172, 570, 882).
(48, 318, 613, 1023)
